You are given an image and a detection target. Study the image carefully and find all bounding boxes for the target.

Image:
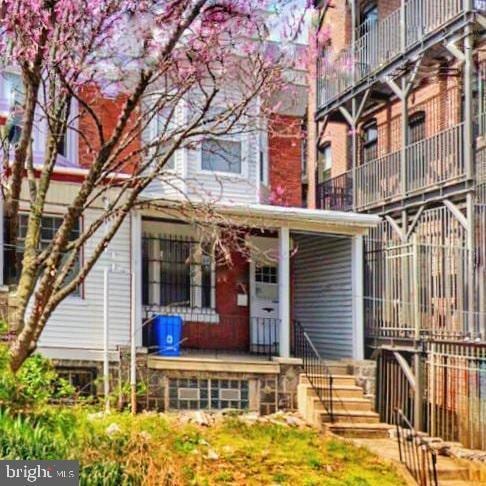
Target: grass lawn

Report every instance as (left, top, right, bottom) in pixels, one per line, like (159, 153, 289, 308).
(75, 411, 405, 485)
(0, 406, 406, 485)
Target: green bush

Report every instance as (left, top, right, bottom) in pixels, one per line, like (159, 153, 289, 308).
(0, 345, 74, 409)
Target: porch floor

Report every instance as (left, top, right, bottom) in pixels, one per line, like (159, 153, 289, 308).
(147, 349, 282, 374)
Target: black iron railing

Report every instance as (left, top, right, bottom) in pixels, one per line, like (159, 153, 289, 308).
(249, 317, 280, 359)
(316, 171, 353, 211)
(293, 321, 334, 422)
(142, 312, 280, 360)
(395, 409, 438, 486)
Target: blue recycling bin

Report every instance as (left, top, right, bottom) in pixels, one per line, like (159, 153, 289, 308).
(153, 315, 183, 356)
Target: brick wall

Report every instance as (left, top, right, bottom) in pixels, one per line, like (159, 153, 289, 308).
(268, 114, 303, 207)
(78, 85, 140, 171)
(182, 249, 250, 351)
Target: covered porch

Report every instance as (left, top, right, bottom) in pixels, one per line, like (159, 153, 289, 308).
(131, 203, 380, 363)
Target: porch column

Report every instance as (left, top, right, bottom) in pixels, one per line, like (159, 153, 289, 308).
(131, 211, 143, 346)
(352, 235, 364, 360)
(279, 227, 291, 358)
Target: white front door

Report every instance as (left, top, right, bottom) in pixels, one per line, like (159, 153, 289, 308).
(250, 263, 279, 351)
(247, 235, 280, 352)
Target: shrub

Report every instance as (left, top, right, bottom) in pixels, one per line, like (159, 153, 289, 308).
(0, 345, 74, 410)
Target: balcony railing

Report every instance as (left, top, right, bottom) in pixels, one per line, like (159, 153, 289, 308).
(355, 123, 466, 210)
(316, 171, 353, 211)
(318, 0, 473, 109)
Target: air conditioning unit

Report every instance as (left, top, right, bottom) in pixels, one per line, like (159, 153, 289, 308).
(178, 387, 200, 401)
(219, 388, 240, 401)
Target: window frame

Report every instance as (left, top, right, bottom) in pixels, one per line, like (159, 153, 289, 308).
(317, 142, 333, 182)
(199, 136, 244, 176)
(408, 111, 426, 144)
(1, 70, 78, 165)
(149, 108, 178, 172)
(362, 120, 378, 164)
(142, 231, 217, 319)
(5, 212, 84, 298)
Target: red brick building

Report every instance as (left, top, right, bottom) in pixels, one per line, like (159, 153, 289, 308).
(309, 0, 486, 449)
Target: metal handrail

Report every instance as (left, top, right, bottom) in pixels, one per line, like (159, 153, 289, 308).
(395, 408, 438, 486)
(293, 321, 334, 422)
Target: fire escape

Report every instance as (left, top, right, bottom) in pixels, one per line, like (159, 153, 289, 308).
(313, 0, 486, 449)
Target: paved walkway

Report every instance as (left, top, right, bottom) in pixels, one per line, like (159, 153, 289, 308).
(351, 438, 482, 485)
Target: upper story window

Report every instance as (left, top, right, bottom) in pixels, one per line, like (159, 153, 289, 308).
(318, 143, 332, 181)
(359, 2, 378, 37)
(408, 112, 426, 144)
(201, 138, 242, 174)
(3, 72, 25, 144)
(362, 120, 378, 163)
(153, 111, 176, 170)
(5, 214, 82, 296)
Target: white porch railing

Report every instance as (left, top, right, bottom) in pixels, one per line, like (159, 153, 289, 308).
(355, 123, 466, 209)
(318, 0, 468, 108)
(355, 150, 401, 209)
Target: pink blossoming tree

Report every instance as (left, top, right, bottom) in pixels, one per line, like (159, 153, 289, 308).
(0, 0, 309, 370)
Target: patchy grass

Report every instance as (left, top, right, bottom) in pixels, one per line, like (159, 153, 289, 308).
(168, 416, 404, 485)
(0, 408, 405, 485)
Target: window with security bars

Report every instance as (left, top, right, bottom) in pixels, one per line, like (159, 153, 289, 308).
(4, 214, 81, 295)
(57, 367, 96, 397)
(168, 378, 249, 410)
(142, 234, 214, 310)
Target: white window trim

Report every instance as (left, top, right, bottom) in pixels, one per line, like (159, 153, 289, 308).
(55, 98, 79, 166)
(1, 70, 79, 165)
(148, 110, 178, 174)
(14, 210, 84, 300)
(198, 133, 248, 179)
(143, 228, 217, 317)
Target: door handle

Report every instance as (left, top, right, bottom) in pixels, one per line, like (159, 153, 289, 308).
(262, 307, 274, 313)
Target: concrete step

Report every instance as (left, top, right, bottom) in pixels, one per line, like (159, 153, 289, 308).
(440, 481, 477, 486)
(301, 383, 365, 399)
(299, 374, 357, 387)
(317, 409, 381, 424)
(311, 395, 374, 412)
(327, 422, 392, 439)
(434, 458, 471, 481)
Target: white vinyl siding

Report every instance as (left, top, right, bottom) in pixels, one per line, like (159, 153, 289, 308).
(293, 234, 354, 360)
(37, 208, 131, 352)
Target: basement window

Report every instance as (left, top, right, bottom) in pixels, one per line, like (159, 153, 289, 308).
(56, 367, 97, 398)
(168, 378, 249, 410)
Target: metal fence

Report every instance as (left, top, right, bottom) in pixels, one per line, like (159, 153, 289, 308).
(315, 171, 353, 211)
(376, 351, 416, 426)
(395, 408, 439, 486)
(143, 313, 281, 359)
(424, 341, 486, 450)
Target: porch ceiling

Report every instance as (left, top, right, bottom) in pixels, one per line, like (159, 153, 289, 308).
(140, 201, 381, 236)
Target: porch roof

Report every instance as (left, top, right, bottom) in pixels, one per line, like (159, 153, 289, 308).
(141, 200, 381, 236)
